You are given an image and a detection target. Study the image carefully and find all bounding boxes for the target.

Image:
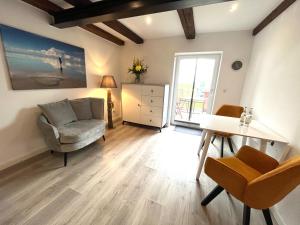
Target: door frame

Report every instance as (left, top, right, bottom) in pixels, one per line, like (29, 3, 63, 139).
(170, 51, 223, 129)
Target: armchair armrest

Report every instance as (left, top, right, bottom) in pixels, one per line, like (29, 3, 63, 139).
(245, 157, 300, 209)
(204, 157, 249, 201)
(90, 98, 105, 120)
(236, 146, 279, 174)
(38, 115, 61, 151)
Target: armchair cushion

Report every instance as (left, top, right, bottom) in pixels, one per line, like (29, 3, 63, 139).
(58, 119, 105, 144)
(214, 105, 244, 137)
(245, 157, 300, 209)
(236, 146, 279, 174)
(38, 99, 77, 127)
(216, 104, 244, 118)
(70, 98, 93, 120)
(91, 98, 105, 120)
(214, 131, 232, 137)
(204, 145, 300, 210)
(38, 115, 61, 151)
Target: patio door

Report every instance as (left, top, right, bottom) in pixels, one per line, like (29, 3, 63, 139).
(171, 53, 221, 127)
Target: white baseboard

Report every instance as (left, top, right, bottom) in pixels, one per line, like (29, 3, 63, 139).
(0, 147, 47, 172)
(113, 117, 122, 125)
(0, 118, 122, 172)
(271, 207, 285, 225)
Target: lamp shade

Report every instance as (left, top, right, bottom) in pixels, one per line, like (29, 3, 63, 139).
(100, 75, 117, 88)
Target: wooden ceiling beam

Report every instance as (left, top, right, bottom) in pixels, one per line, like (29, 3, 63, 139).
(53, 0, 233, 28)
(253, 0, 297, 36)
(21, 0, 125, 46)
(177, 8, 195, 39)
(80, 24, 125, 46)
(22, 0, 62, 15)
(103, 20, 144, 44)
(64, 0, 143, 44)
(64, 0, 91, 7)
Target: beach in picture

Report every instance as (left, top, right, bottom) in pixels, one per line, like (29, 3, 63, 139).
(0, 24, 87, 90)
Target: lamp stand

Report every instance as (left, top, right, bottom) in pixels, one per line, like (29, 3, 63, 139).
(107, 89, 114, 129)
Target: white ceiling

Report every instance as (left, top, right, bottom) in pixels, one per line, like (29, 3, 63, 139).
(118, 0, 283, 40)
(51, 0, 283, 42)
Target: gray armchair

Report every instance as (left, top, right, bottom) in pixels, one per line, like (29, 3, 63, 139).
(38, 98, 106, 166)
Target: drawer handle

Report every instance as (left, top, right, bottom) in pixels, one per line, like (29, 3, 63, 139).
(151, 89, 154, 92)
(150, 119, 152, 122)
(150, 110, 153, 113)
(138, 104, 141, 107)
(150, 100, 153, 103)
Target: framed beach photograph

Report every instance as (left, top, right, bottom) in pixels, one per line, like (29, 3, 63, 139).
(0, 24, 87, 90)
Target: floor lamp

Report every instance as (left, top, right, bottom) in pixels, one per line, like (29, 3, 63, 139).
(100, 75, 117, 129)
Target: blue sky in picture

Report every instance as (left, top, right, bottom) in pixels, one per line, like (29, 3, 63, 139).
(0, 24, 86, 81)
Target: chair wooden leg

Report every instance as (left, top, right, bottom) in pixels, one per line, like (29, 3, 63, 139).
(221, 137, 224, 157)
(211, 135, 216, 144)
(243, 205, 251, 225)
(201, 185, 224, 206)
(262, 209, 273, 225)
(227, 137, 235, 154)
(102, 135, 106, 141)
(64, 153, 68, 167)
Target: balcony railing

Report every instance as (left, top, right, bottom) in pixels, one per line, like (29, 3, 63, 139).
(175, 88, 209, 123)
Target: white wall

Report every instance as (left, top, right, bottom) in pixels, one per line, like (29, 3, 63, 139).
(0, 2, 254, 171)
(120, 31, 253, 116)
(0, 0, 122, 170)
(240, 1, 300, 225)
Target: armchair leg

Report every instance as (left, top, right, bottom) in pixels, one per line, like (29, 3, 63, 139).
(64, 153, 68, 167)
(201, 185, 224, 206)
(221, 137, 224, 157)
(262, 209, 273, 225)
(227, 137, 235, 154)
(103, 135, 106, 141)
(211, 135, 216, 144)
(243, 205, 251, 225)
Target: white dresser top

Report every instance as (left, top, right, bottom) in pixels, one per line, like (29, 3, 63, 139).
(122, 83, 169, 87)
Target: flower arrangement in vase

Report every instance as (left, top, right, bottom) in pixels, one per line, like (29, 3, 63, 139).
(128, 57, 148, 83)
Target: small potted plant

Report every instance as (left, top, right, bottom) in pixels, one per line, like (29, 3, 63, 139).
(128, 57, 148, 83)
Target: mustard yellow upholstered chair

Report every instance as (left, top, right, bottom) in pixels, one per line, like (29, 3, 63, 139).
(201, 146, 300, 225)
(211, 104, 244, 157)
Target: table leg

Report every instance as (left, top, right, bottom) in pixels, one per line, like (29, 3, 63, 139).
(260, 139, 268, 153)
(242, 136, 248, 146)
(197, 130, 207, 156)
(196, 131, 213, 180)
(279, 145, 291, 163)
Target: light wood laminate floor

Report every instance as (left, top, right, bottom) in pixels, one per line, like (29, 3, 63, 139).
(0, 124, 268, 225)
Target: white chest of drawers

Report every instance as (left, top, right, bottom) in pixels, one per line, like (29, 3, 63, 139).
(121, 84, 169, 131)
